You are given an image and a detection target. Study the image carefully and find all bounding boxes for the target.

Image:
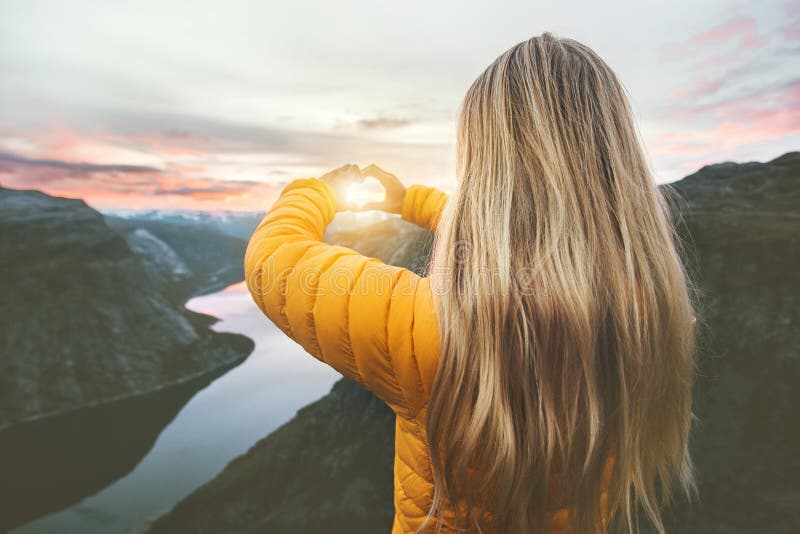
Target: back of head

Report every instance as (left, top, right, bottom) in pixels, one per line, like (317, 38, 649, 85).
(423, 32, 698, 533)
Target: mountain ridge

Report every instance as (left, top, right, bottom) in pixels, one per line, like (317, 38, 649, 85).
(0, 185, 257, 529)
(0, 186, 254, 430)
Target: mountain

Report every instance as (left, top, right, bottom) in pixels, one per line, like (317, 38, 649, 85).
(0, 187, 254, 430)
(658, 151, 800, 532)
(149, 379, 397, 534)
(323, 212, 433, 274)
(154, 152, 798, 533)
(103, 208, 265, 241)
(104, 215, 248, 301)
(0, 187, 255, 528)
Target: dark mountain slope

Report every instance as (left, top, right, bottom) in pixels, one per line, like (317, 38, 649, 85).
(0, 187, 255, 529)
(658, 151, 800, 532)
(152, 152, 799, 533)
(149, 380, 396, 534)
(0, 187, 254, 430)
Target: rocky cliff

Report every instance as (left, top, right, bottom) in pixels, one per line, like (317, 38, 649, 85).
(0, 187, 254, 430)
(151, 152, 799, 533)
(149, 379, 396, 534)
(658, 151, 800, 532)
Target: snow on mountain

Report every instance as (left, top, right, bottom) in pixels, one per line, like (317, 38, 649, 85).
(126, 228, 192, 278)
(101, 209, 265, 240)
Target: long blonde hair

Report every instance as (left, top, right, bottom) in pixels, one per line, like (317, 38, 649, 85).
(422, 32, 698, 533)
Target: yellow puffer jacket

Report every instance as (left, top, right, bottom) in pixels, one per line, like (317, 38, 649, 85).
(244, 178, 611, 533)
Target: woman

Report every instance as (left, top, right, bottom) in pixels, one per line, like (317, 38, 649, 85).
(245, 32, 697, 534)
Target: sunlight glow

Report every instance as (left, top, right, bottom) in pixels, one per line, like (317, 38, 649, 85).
(345, 182, 385, 207)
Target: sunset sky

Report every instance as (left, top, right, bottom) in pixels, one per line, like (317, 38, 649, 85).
(1, 0, 798, 211)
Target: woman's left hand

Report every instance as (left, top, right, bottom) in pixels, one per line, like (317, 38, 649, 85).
(359, 164, 407, 214)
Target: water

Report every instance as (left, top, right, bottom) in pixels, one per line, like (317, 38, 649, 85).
(10, 282, 340, 533)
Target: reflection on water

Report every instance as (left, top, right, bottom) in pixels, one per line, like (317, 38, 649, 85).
(8, 282, 340, 533)
(0, 367, 230, 531)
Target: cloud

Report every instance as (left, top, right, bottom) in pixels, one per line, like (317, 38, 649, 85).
(1, 102, 455, 207)
(0, 151, 161, 175)
(659, 16, 769, 63)
(779, 22, 800, 42)
(655, 6, 798, 173)
(787, 0, 800, 18)
(677, 78, 799, 119)
(665, 53, 784, 104)
(650, 79, 800, 177)
(13, 104, 448, 170)
(667, 76, 725, 100)
(152, 180, 268, 198)
(0, 149, 282, 210)
(356, 116, 413, 130)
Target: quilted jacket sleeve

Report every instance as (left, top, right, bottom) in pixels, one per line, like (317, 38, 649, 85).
(400, 184, 449, 231)
(244, 178, 442, 418)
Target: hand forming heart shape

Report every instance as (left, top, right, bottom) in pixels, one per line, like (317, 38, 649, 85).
(319, 163, 406, 214)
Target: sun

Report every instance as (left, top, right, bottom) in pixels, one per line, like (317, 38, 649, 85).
(345, 182, 385, 207)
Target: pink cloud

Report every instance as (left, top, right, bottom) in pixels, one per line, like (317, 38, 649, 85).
(779, 22, 800, 41)
(0, 122, 302, 210)
(689, 54, 738, 70)
(660, 16, 769, 63)
(700, 83, 800, 146)
(693, 17, 754, 45)
(668, 75, 724, 99)
(787, 0, 800, 18)
(35, 124, 90, 161)
(104, 131, 208, 157)
(705, 79, 797, 115)
(0, 151, 283, 211)
(651, 80, 800, 176)
(651, 139, 711, 156)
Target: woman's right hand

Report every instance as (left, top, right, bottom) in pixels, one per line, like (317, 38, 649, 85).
(360, 164, 407, 214)
(319, 163, 361, 211)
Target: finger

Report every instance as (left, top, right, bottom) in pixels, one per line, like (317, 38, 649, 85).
(333, 163, 354, 175)
(320, 163, 350, 181)
(338, 163, 358, 177)
(360, 164, 391, 179)
(361, 164, 389, 177)
(361, 166, 397, 188)
(323, 164, 360, 184)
